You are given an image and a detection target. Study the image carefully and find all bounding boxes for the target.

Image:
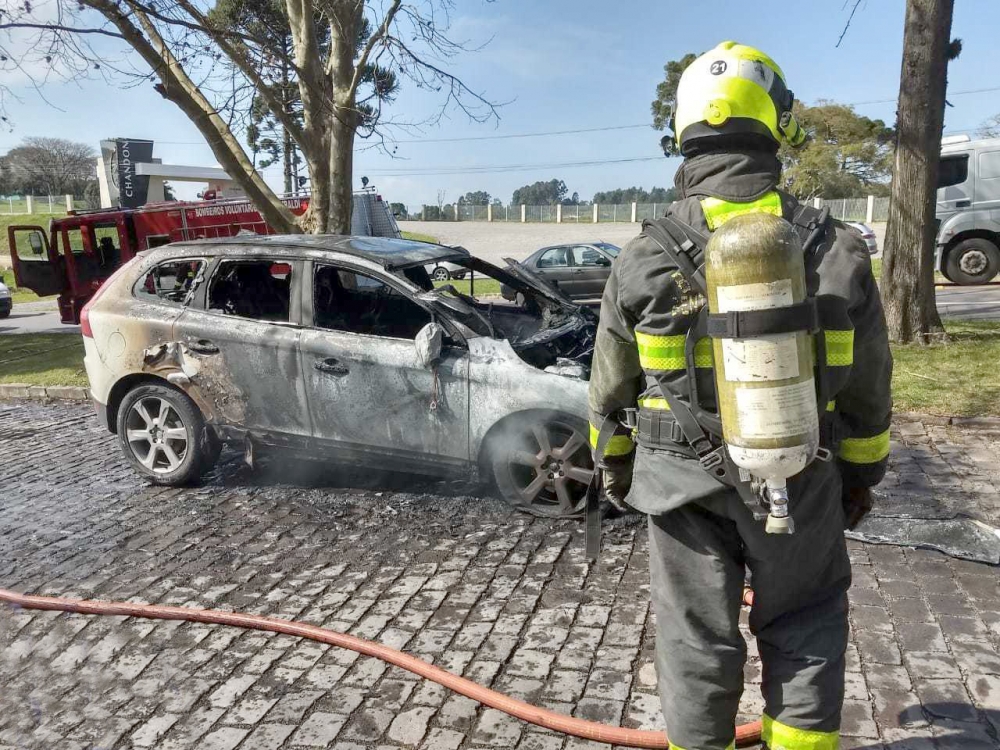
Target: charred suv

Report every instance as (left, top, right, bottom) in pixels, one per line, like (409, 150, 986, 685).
(81, 235, 597, 518)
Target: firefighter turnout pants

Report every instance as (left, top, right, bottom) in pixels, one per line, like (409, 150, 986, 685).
(648, 458, 851, 750)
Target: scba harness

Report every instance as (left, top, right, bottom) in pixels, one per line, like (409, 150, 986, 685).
(586, 201, 850, 559)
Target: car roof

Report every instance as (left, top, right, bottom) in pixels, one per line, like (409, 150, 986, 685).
(153, 234, 469, 270)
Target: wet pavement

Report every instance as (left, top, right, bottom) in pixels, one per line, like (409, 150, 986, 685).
(1, 401, 998, 749)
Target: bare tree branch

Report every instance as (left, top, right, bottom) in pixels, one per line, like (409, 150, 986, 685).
(836, 0, 864, 48)
(348, 0, 401, 99)
(0, 23, 123, 38)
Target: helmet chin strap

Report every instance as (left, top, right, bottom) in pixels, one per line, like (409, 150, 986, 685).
(779, 110, 807, 148)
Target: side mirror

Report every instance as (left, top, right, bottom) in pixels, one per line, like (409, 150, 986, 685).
(29, 232, 44, 255)
(415, 322, 444, 368)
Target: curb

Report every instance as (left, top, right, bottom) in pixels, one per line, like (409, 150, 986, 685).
(0, 383, 89, 402)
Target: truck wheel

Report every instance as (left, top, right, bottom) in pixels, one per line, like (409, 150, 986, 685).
(490, 412, 595, 518)
(945, 238, 1000, 285)
(117, 383, 211, 486)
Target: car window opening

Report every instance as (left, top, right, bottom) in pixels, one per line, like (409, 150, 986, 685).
(315, 264, 432, 339)
(135, 259, 204, 305)
(411, 257, 596, 372)
(209, 260, 292, 322)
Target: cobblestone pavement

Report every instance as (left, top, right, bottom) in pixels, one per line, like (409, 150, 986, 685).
(1, 401, 998, 750)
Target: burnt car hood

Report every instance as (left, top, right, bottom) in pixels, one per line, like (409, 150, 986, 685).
(498, 257, 579, 308)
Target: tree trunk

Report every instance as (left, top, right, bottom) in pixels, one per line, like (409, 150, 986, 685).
(281, 54, 293, 196)
(327, 108, 356, 234)
(283, 128, 293, 196)
(881, 0, 953, 343)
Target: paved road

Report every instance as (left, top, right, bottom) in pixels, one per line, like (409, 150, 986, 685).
(0, 300, 79, 335)
(1, 401, 998, 749)
(934, 284, 1000, 321)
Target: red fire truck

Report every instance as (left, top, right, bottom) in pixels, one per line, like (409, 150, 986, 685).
(7, 190, 400, 324)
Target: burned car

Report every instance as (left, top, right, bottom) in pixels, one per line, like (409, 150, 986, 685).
(81, 235, 597, 518)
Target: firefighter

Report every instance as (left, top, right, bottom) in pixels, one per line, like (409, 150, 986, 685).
(588, 41, 892, 750)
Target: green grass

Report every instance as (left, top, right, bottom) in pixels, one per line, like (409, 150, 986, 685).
(432, 277, 503, 297)
(0, 334, 87, 387)
(401, 231, 439, 244)
(891, 320, 1000, 417)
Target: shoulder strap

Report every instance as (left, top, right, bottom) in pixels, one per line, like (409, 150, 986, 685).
(790, 204, 831, 253)
(641, 216, 709, 296)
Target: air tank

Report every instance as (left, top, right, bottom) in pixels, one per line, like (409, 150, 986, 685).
(705, 212, 819, 534)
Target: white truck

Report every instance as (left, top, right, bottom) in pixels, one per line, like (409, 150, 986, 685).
(935, 134, 1000, 285)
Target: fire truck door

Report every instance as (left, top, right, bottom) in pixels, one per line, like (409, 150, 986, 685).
(7, 225, 65, 297)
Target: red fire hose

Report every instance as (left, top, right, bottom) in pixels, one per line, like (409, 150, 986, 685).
(0, 588, 762, 748)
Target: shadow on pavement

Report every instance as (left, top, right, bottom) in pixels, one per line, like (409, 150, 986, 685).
(848, 703, 999, 749)
(207, 446, 491, 500)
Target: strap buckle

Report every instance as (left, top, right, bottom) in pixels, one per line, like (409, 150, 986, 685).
(619, 408, 638, 431)
(698, 446, 724, 470)
(816, 446, 833, 463)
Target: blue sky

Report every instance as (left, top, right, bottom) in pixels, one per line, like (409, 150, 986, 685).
(3, 0, 999, 208)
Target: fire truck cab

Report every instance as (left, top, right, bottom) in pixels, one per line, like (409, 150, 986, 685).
(8, 190, 400, 324)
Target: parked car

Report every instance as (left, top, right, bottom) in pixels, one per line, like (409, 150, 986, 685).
(0, 279, 11, 318)
(424, 260, 467, 282)
(501, 242, 621, 304)
(845, 222, 878, 255)
(81, 236, 598, 518)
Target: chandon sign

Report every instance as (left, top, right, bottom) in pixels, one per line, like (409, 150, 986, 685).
(111, 138, 154, 208)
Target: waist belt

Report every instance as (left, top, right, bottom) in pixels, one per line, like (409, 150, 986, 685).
(637, 407, 842, 451)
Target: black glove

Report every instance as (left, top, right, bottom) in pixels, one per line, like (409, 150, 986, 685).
(603, 466, 633, 512)
(842, 485, 874, 530)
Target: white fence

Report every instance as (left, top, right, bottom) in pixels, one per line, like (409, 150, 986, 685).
(1, 195, 77, 215)
(424, 195, 891, 224)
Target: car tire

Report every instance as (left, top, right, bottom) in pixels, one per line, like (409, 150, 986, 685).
(117, 382, 212, 486)
(489, 411, 596, 519)
(0, 311, 9, 319)
(944, 238, 1000, 285)
(431, 267, 450, 282)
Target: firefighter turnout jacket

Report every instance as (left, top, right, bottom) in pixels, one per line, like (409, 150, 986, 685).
(588, 149, 893, 514)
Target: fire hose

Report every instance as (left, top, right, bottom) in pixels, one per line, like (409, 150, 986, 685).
(0, 587, 762, 749)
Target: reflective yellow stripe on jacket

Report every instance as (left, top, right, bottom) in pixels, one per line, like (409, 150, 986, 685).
(821, 329, 854, 366)
(762, 715, 838, 750)
(701, 190, 783, 230)
(589, 423, 634, 457)
(838, 429, 890, 464)
(636, 332, 713, 371)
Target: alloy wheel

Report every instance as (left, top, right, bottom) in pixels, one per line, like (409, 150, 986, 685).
(507, 420, 594, 516)
(125, 397, 190, 474)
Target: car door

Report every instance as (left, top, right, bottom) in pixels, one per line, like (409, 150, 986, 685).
(7, 225, 65, 298)
(172, 255, 312, 439)
(569, 245, 612, 299)
(532, 246, 578, 296)
(297, 260, 470, 474)
(936, 151, 973, 220)
(975, 149, 1000, 220)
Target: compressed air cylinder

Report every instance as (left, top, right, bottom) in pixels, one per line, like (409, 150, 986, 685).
(705, 212, 819, 531)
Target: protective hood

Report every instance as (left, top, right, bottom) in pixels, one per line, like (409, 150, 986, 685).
(674, 150, 782, 203)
